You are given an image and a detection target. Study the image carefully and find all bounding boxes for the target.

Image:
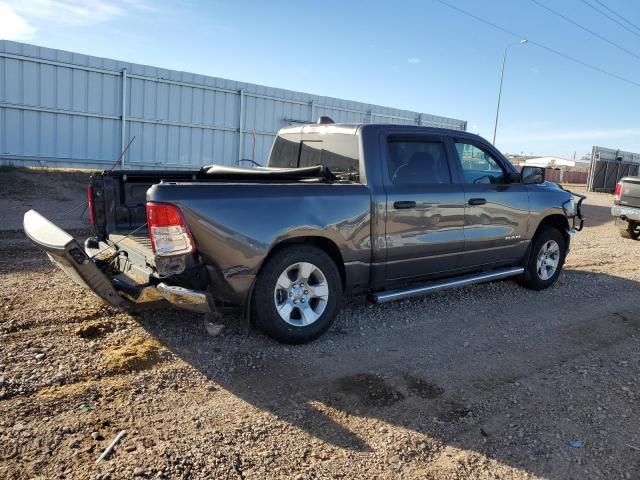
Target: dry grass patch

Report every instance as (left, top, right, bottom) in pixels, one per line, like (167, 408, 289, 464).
(37, 376, 130, 400)
(102, 336, 164, 374)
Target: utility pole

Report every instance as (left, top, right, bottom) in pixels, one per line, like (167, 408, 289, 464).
(493, 39, 528, 145)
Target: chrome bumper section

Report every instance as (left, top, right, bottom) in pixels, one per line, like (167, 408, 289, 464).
(612, 205, 640, 222)
(156, 283, 214, 314)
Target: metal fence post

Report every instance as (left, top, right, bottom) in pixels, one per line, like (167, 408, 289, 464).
(587, 146, 596, 191)
(121, 68, 127, 169)
(238, 89, 245, 165)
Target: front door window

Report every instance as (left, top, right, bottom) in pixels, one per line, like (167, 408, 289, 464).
(455, 143, 505, 184)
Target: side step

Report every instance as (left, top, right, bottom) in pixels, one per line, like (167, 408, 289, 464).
(369, 267, 525, 304)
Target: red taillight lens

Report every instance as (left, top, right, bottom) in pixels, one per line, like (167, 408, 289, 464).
(87, 185, 95, 225)
(146, 202, 194, 255)
(614, 182, 623, 201)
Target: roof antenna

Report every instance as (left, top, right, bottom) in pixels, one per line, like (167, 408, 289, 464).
(317, 116, 335, 125)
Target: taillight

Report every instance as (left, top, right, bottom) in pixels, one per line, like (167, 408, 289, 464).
(146, 202, 194, 255)
(87, 185, 95, 225)
(614, 182, 623, 201)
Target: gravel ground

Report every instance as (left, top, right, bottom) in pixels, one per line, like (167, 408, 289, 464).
(1, 173, 639, 479)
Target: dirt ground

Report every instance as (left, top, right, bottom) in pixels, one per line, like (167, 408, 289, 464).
(1, 170, 639, 479)
(0, 168, 93, 232)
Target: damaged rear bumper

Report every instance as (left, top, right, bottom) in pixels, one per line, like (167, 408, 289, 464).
(23, 210, 214, 314)
(111, 278, 215, 314)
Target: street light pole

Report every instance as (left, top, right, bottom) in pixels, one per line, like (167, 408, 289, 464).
(492, 39, 527, 145)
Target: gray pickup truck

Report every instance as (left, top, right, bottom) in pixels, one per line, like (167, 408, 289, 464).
(612, 176, 640, 240)
(24, 121, 585, 343)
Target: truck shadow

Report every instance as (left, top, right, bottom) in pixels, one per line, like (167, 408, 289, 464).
(137, 268, 640, 478)
(577, 201, 613, 228)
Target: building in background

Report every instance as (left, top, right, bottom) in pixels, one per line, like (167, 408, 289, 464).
(0, 40, 466, 170)
(504, 154, 591, 185)
(505, 154, 536, 167)
(522, 156, 590, 184)
(522, 156, 590, 170)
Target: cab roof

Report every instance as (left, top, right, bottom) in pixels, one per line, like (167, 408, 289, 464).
(277, 122, 474, 139)
(278, 123, 361, 135)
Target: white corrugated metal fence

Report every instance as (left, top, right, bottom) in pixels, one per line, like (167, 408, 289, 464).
(0, 40, 466, 170)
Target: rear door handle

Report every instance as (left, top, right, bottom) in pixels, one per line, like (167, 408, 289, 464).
(468, 198, 487, 206)
(394, 200, 416, 209)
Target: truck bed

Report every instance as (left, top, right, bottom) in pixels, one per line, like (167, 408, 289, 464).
(90, 166, 337, 243)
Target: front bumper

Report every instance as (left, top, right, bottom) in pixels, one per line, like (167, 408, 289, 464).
(611, 205, 640, 222)
(23, 210, 214, 314)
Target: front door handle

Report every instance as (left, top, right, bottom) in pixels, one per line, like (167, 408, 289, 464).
(394, 200, 416, 209)
(468, 198, 487, 206)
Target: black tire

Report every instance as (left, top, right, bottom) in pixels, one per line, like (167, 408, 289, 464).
(619, 221, 640, 240)
(518, 227, 566, 291)
(252, 245, 342, 344)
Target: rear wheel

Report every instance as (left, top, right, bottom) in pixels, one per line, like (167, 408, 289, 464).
(518, 228, 566, 291)
(252, 245, 342, 344)
(619, 220, 640, 240)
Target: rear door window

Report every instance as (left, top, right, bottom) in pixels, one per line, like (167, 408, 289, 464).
(387, 138, 451, 185)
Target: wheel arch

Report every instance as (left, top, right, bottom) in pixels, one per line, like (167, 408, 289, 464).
(524, 214, 570, 266)
(533, 214, 570, 243)
(245, 236, 346, 341)
(259, 236, 346, 288)
(242, 235, 347, 322)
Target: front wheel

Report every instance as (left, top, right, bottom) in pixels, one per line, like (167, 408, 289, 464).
(518, 228, 567, 291)
(252, 245, 342, 344)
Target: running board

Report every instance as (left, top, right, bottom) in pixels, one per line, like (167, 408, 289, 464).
(369, 267, 525, 304)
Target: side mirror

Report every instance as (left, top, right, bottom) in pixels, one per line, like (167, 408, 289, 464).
(521, 166, 545, 185)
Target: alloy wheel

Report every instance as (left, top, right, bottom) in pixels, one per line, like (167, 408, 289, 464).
(536, 240, 560, 281)
(273, 262, 329, 326)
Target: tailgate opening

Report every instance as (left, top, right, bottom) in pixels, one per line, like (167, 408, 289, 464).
(24, 210, 214, 314)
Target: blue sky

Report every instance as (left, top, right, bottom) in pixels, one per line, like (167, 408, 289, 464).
(2, 0, 640, 158)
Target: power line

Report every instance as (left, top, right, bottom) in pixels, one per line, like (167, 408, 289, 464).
(583, 0, 640, 37)
(587, 0, 640, 35)
(531, 0, 640, 61)
(431, 0, 640, 89)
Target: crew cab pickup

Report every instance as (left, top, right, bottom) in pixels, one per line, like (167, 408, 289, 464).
(612, 176, 640, 240)
(24, 121, 585, 343)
